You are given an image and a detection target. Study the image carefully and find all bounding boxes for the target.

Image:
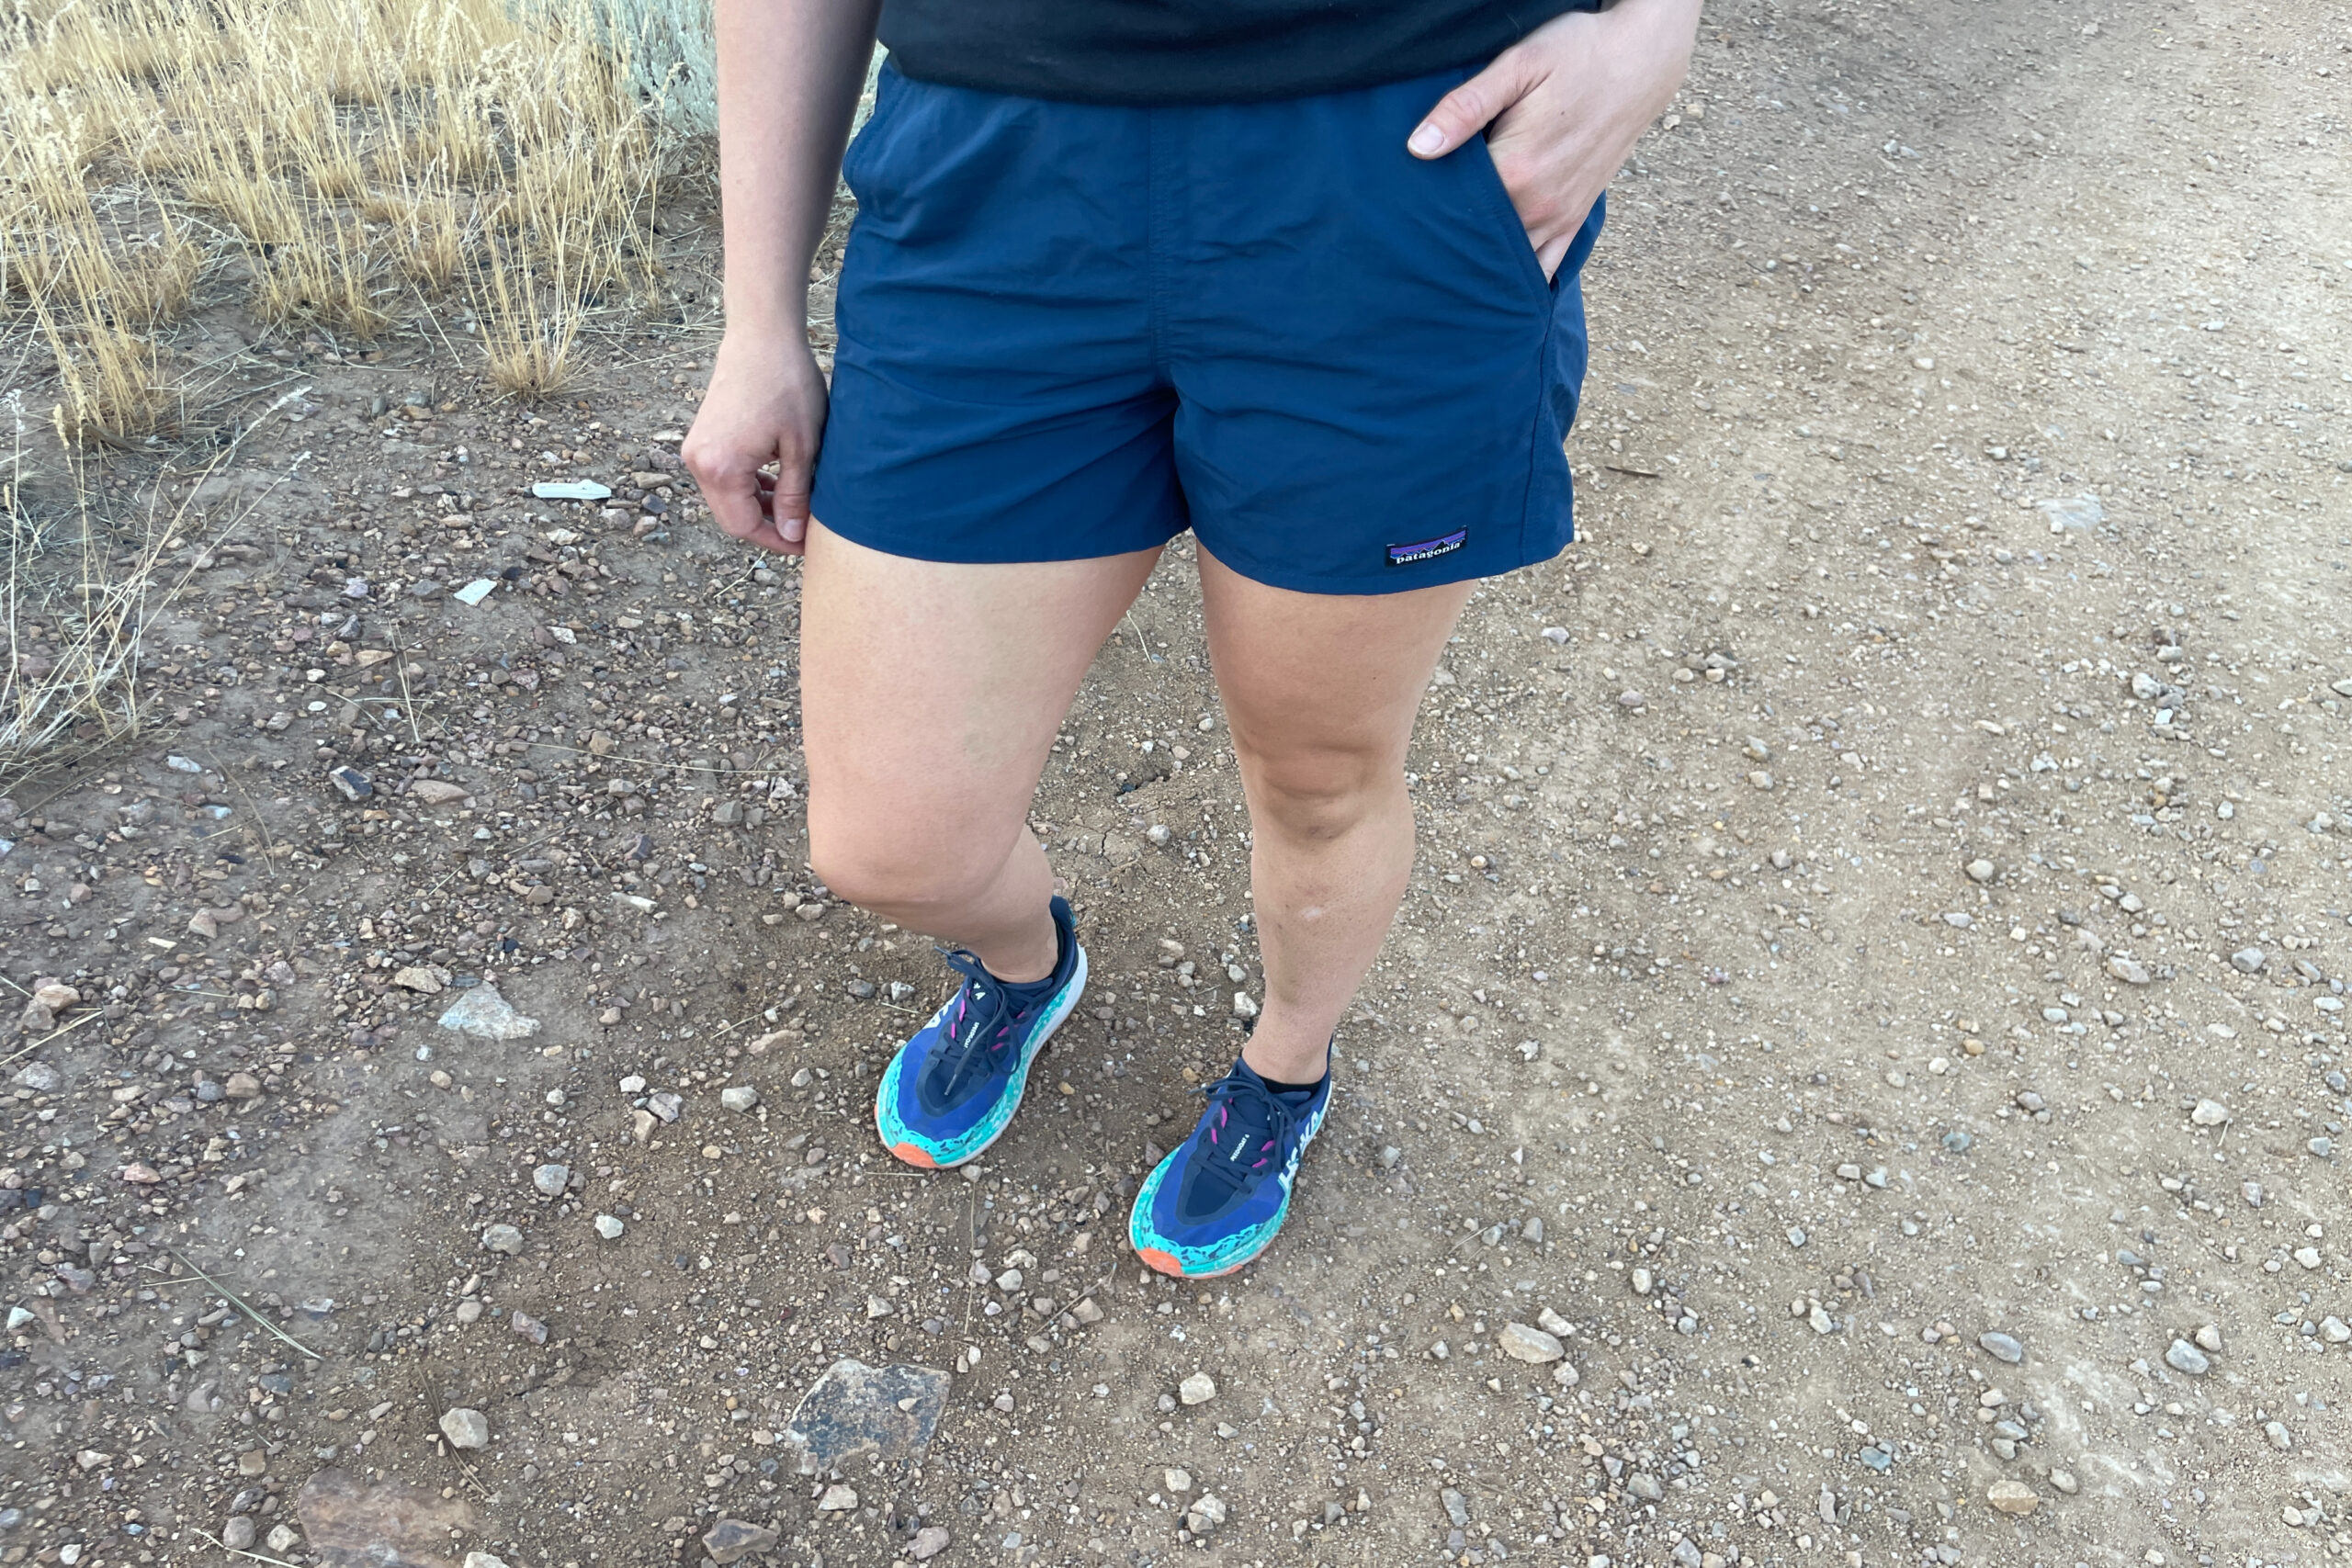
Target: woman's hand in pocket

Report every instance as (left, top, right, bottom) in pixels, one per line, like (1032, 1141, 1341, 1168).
(1408, 0, 1701, 279)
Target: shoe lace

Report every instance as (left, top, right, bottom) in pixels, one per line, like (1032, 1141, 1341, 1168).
(924, 948, 1026, 1104)
(1188, 1071, 1295, 1206)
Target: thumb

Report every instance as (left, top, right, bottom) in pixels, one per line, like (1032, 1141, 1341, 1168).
(1408, 55, 1528, 158)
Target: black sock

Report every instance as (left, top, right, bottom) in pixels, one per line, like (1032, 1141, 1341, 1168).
(1261, 1074, 1323, 1097)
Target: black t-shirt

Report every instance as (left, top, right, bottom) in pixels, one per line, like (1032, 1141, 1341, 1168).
(876, 0, 1605, 106)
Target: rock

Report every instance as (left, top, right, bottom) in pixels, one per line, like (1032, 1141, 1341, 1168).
(221, 1517, 256, 1550)
(531, 479, 612, 501)
(719, 1086, 758, 1112)
(509, 1310, 548, 1345)
(12, 1060, 61, 1092)
(2105, 956, 2152, 986)
(1498, 1323, 1565, 1363)
(649, 1091, 684, 1122)
(1965, 858, 1996, 884)
(1179, 1372, 1217, 1405)
(224, 1071, 263, 1100)
(1630, 1267, 1653, 1296)
(1230, 992, 1260, 1021)
(463, 1555, 512, 1568)
(481, 1224, 525, 1256)
(782, 1358, 951, 1474)
(702, 1518, 780, 1564)
(2163, 1338, 2211, 1375)
(1977, 1331, 2024, 1365)
(909, 1525, 952, 1560)
(1441, 1488, 1470, 1528)
(594, 1214, 625, 1240)
(266, 1526, 300, 1554)
(1627, 1473, 1663, 1502)
(412, 779, 469, 805)
(532, 1164, 569, 1196)
(1071, 1298, 1103, 1325)
(390, 965, 442, 994)
(2192, 1322, 2223, 1352)
(1182, 1494, 1227, 1534)
(2047, 1468, 2078, 1495)
(2189, 1100, 2230, 1127)
(328, 765, 373, 802)
(2230, 947, 2267, 974)
(437, 984, 539, 1041)
(1986, 1479, 2039, 1516)
(2319, 1315, 2351, 1345)
(814, 1485, 858, 1511)
(438, 1408, 490, 1450)
(1537, 1306, 1574, 1337)
(296, 1467, 474, 1568)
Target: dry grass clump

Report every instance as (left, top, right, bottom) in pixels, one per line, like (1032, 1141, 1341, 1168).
(0, 0, 679, 441)
(0, 382, 322, 793)
(0, 390, 167, 790)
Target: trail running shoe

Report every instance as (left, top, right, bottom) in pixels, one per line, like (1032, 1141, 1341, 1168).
(1129, 1047, 1331, 1278)
(875, 896, 1086, 1169)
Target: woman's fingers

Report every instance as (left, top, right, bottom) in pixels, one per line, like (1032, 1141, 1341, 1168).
(1407, 51, 1531, 158)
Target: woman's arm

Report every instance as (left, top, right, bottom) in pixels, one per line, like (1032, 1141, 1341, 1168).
(685, 0, 882, 553)
(1408, 0, 1702, 279)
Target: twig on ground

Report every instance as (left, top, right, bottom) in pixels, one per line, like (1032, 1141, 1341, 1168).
(168, 1249, 322, 1360)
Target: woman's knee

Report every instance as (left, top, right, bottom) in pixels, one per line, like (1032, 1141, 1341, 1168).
(807, 813, 1001, 919)
(1239, 744, 1399, 843)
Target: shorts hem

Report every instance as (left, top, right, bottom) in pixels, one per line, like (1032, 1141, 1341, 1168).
(813, 509, 1187, 567)
(1199, 530, 1575, 597)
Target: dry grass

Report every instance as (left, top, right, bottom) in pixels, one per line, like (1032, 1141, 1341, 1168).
(0, 381, 323, 795)
(1, 389, 164, 792)
(0, 0, 678, 441)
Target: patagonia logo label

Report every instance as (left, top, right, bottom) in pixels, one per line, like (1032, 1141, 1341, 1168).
(1385, 529, 1466, 567)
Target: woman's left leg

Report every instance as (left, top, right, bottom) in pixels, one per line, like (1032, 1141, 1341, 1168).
(1126, 547, 1471, 1278)
(1199, 549, 1474, 1082)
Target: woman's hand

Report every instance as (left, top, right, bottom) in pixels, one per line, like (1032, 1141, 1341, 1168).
(1408, 0, 1702, 279)
(684, 331, 830, 555)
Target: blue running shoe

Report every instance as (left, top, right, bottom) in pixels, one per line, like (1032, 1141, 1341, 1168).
(1129, 1046, 1331, 1278)
(874, 896, 1086, 1169)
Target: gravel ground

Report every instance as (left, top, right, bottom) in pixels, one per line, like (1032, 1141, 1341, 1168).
(4, 2, 2349, 1567)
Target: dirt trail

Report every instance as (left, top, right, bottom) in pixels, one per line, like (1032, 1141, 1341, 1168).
(2, 2, 2348, 1567)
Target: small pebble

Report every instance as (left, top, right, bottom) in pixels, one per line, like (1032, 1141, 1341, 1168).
(1179, 1372, 1217, 1406)
(532, 1163, 569, 1196)
(1977, 1331, 2024, 1364)
(2163, 1338, 2211, 1375)
(594, 1214, 625, 1240)
(719, 1085, 758, 1112)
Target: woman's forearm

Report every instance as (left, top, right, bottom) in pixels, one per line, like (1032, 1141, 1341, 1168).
(713, 0, 883, 341)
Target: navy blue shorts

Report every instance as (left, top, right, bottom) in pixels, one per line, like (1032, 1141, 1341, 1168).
(808, 62, 1603, 595)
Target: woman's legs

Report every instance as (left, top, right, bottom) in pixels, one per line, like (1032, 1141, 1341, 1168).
(1195, 548, 1475, 1082)
(798, 520, 1163, 979)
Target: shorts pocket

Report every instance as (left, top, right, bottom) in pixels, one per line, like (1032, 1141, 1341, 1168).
(1460, 133, 1556, 305)
(841, 60, 913, 200)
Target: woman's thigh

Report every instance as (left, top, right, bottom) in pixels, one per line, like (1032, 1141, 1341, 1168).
(799, 520, 1162, 880)
(1195, 547, 1472, 801)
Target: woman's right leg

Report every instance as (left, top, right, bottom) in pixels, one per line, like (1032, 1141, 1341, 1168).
(798, 519, 1162, 981)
